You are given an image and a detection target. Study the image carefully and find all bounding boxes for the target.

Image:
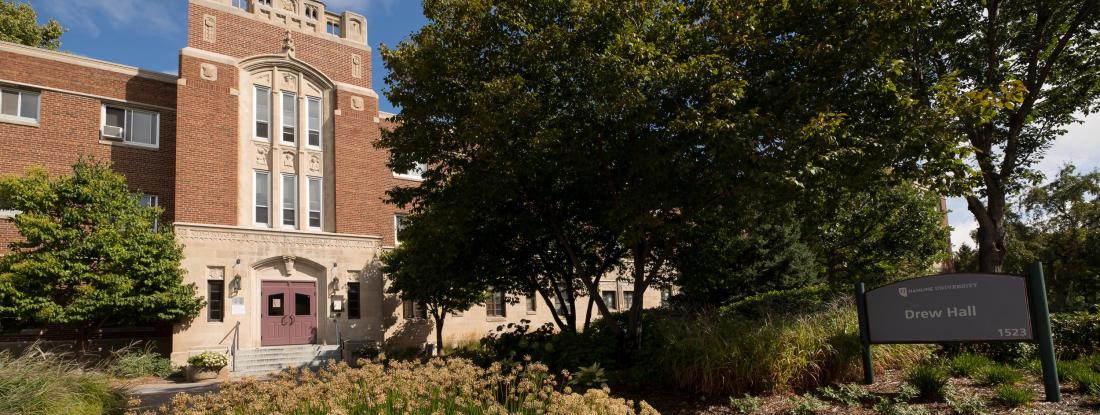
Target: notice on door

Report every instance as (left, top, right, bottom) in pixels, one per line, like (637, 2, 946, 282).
(865, 274, 1033, 343)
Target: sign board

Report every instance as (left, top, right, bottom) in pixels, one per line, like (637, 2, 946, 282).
(855, 264, 1060, 402)
(230, 297, 245, 315)
(865, 274, 1033, 343)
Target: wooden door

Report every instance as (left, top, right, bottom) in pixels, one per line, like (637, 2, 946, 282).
(261, 281, 317, 346)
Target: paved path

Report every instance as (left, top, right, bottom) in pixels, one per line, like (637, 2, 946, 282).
(127, 380, 223, 412)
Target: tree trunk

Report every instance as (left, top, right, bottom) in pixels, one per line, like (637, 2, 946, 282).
(433, 309, 446, 356)
(967, 195, 1007, 273)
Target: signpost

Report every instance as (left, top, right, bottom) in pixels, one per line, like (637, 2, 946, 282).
(855, 262, 1060, 402)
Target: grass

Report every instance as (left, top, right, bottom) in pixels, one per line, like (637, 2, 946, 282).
(107, 346, 173, 378)
(976, 365, 1023, 386)
(638, 303, 928, 395)
(0, 348, 127, 415)
(904, 363, 949, 401)
(993, 384, 1033, 407)
(948, 354, 992, 377)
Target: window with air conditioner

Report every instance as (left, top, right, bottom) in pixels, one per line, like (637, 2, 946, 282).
(101, 105, 159, 148)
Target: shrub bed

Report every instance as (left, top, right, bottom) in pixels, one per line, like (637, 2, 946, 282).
(151, 358, 656, 415)
(0, 349, 127, 415)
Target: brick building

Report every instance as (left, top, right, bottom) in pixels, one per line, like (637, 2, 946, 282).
(0, 0, 662, 371)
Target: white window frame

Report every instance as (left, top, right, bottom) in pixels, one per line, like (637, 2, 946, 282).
(281, 173, 298, 229)
(253, 85, 271, 142)
(281, 92, 297, 145)
(256, 0, 271, 6)
(393, 162, 426, 181)
(307, 176, 322, 230)
(326, 20, 341, 36)
(253, 170, 271, 227)
(0, 87, 41, 126)
(230, 0, 249, 10)
(394, 214, 406, 245)
(100, 104, 160, 148)
(306, 96, 322, 149)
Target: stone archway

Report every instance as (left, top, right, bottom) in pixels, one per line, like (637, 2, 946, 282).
(252, 256, 326, 346)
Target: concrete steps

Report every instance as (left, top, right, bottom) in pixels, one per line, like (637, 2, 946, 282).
(231, 344, 341, 378)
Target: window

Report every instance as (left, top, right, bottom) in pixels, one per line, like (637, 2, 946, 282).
(326, 20, 341, 36)
(254, 170, 271, 226)
(281, 92, 297, 144)
(623, 291, 634, 310)
(268, 293, 284, 316)
(208, 280, 225, 322)
(403, 300, 427, 319)
(526, 292, 537, 313)
(231, 0, 249, 10)
(305, 5, 319, 20)
(254, 86, 271, 140)
(282, 173, 297, 228)
(306, 97, 321, 148)
(661, 287, 672, 307)
(601, 290, 618, 312)
(394, 214, 406, 244)
(486, 291, 506, 318)
(139, 194, 159, 231)
(102, 105, 159, 147)
(294, 293, 311, 315)
(394, 162, 427, 181)
(347, 282, 361, 319)
(0, 88, 39, 123)
(307, 177, 322, 230)
(256, 0, 271, 6)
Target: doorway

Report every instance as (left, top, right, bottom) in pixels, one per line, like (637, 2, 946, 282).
(260, 281, 317, 346)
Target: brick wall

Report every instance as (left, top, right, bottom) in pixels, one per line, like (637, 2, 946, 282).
(0, 50, 177, 251)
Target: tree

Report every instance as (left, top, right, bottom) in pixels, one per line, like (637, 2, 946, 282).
(0, 160, 203, 349)
(381, 207, 493, 354)
(910, 0, 1100, 272)
(0, 0, 63, 50)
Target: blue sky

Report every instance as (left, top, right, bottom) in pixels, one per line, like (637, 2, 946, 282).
(25, 0, 425, 113)
(22, 0, 1100, 249)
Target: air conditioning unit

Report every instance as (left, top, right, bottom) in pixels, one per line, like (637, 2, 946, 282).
(102, 125, 124, 140)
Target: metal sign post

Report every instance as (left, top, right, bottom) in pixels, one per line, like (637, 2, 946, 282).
(855, 262, 1060, 402)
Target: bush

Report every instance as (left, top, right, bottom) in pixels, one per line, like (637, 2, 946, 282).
(976, 365, 1023, 386)
(636, 303, 928, 395)
(187, 351, 228, 370)
(1051, 312, 1100, 359)
(729, 394, 762, 414)
(719, 284, 833, 319)
(0, 348, 127, 415)
(947, 354, 992, 377)
(476, 321, 618, 374)
(904, 363, 949, 401)
(946, 394, 989, 415)
(993, 384, 1033, 407)
(107, 348, 173, 378)
(160, 358, 657, 414)
(787, 394, 827, 415)
(819, 383, 872, 406)
(938, 342, 1035, 364)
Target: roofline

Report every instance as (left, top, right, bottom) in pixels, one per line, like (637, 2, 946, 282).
(0, 40, 178, 83)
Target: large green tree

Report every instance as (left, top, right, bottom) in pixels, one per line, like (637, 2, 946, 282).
(0, 160, 203, 348)
(911, 0, 1100, 272)
(0, 0, 63, 50)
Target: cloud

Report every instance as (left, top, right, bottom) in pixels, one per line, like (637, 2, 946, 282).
(34, 0, 181, 38)
(324, 0, 397, 15)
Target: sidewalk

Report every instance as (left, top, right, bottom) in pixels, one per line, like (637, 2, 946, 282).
(127, 380, 223, 412)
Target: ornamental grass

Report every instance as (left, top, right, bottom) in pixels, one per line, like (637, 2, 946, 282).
(142, 357, 657, 415)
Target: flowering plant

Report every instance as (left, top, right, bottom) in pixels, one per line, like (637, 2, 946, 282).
(186, 351, 228, 370)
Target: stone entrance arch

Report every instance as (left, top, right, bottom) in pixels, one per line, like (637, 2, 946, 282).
(252, 256, 326, 346)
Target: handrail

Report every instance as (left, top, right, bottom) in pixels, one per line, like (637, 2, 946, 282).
(230, 321, 241, 372)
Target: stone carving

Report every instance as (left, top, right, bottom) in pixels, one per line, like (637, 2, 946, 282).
(255, 145, 270, 167)
(281, 255, 296, 276)
(282, 151, 296, 169)
(351, 54, 362, 78)
(202, 15, 216, 43)
(350, 19, 361, 35)
(282, 0, 297, 13)
(350, 96, 364, 111)
(309, 154, 321, 173)
(175, 225, 382, 250)
(208, 266, 225, 280)
(199, 63, 218, 81)
(255, 72, 272, 86)
(282, 29, 296, 57)
(304, 82, 322, 97)
(280, 72, 298, 91)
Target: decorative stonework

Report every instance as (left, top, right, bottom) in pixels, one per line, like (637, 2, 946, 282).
(308, 154, 321, 174)
(282, 30, 297, 58)
(203, 15, 216, 43)
(208, 266, 226, 280)
(351, 55, 362, 79)
(200, 63, 218, 81)
(255, 145, 271, 168)
(282, 0, 298, 13)
(350, 19, 362, 35)
(254, 72, 272, 87)
(350, 96, 364, 111)
(282, 151, 296, 169)
(175, 225, 383, 250)
(304, 81, 322, 97)
(279, 72, 298, 91)
(281, 255, 296, 276)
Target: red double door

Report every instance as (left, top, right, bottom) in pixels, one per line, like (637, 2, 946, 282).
(261, 281, 318, 346)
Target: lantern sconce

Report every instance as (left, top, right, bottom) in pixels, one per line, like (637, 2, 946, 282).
(229, 258, 242, 294)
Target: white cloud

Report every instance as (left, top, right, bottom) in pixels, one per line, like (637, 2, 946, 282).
(947, 112, 1100, 250)
(324, 0, 397, 15)
(35, 0, 180, 38)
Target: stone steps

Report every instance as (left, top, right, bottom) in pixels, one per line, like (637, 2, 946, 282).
(231, 344, 341, 378)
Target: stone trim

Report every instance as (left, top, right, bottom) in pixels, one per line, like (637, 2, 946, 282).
(335, 82, 378, 98)
(191, 0, 372, 52)
(0, 78, 177, 113)
(0, 40, 177, 83)
(174, 222, 383, 249)
(181, 47, 240, 66)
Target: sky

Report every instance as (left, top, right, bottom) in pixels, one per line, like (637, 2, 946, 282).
(22, 0, 1100, 249)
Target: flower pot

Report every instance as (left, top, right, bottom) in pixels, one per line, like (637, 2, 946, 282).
(185, 365, 228, 382)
